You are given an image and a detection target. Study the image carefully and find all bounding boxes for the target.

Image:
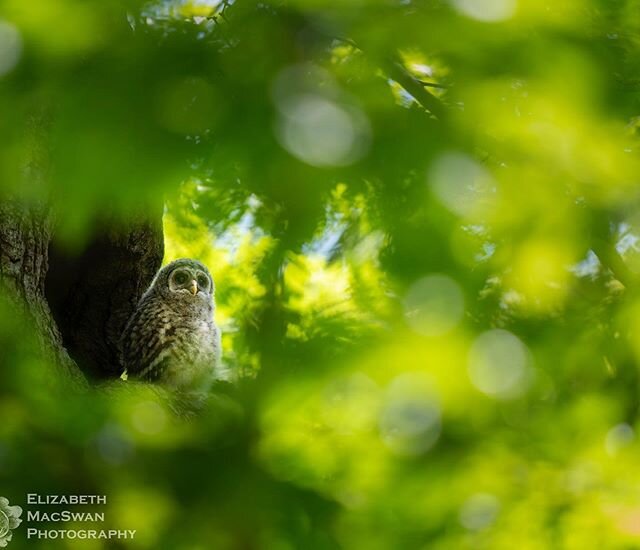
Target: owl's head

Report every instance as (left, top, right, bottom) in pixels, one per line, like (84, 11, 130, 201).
(152, 258, 214, 301)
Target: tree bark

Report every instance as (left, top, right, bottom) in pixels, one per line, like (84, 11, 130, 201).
(0, 199, 84, 384)
(0, 199, 164, 384)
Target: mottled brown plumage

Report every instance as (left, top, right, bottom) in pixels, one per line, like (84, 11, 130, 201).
(120, 258, 220, 391)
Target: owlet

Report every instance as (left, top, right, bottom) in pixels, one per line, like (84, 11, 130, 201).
(120, 258, 220, 391)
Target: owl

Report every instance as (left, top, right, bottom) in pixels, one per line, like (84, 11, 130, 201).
(120, 258, 220, 392)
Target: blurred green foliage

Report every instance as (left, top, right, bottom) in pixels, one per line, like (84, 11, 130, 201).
(4, 0, 640, 548)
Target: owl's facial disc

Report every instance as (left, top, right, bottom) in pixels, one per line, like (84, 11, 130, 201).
(169, 267, 211, 296)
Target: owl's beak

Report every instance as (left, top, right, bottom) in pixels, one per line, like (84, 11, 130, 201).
(190, 280, 198, 296)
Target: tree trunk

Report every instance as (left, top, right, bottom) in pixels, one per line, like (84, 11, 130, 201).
(0, 199, 82, 383)
(0, 115, 165, 385)
(0, 199, 164, 385)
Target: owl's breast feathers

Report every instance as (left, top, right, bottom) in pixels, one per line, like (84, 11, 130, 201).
(121, 291, 219, 389)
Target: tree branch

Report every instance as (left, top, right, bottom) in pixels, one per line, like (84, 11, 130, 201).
(384, 56, 447, 120)
(592, 238, 636, 288)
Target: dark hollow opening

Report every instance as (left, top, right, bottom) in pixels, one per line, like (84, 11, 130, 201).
(45, 221, 164, 380)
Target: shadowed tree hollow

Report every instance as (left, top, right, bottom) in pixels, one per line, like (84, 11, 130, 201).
(0, 197, 164, 383)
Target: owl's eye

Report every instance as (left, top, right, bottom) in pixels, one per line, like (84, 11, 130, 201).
(173, 271, 189, 285)
(197, 273, 209, 290)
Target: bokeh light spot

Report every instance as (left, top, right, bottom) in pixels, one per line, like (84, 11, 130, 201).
(468, 329, 530, 399)
(451, 0, 516, 22)
(272, 64, 370, 167)
(0, 21, 22, 77)
(131, 401, 167, 435)
(428, 152, 497, 218)
(404, 274, 464, 336)
(95, 424, 134, 465)
(276, 95, 370, 167)
(379, 373, 441, 456)
(605, 423, 635, 456)
(459, 493, 500, 530)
